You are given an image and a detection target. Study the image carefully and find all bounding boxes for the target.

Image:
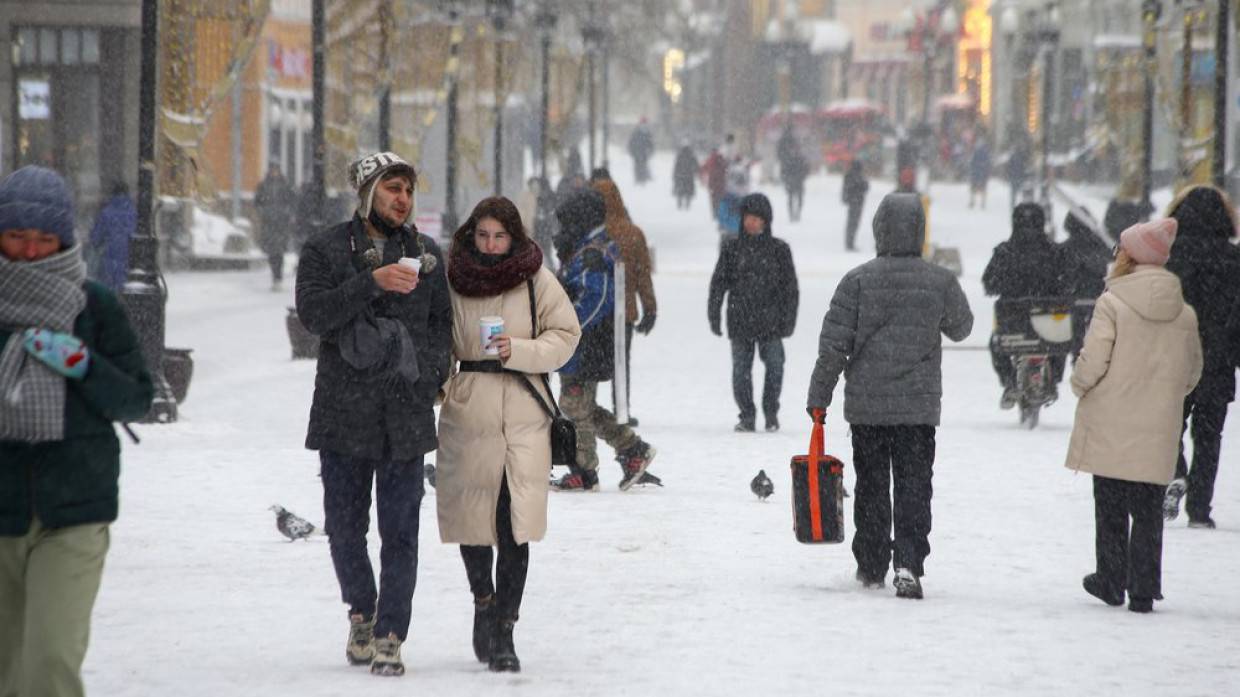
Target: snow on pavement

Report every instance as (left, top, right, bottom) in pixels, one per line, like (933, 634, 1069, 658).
(84, 153, 1240, 696)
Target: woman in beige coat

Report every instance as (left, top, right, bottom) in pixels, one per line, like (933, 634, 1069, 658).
(1065, 218, 1202, 613)
(437, 196, 580, 672)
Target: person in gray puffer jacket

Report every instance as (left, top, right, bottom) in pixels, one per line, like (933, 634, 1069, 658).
(806, 192, 973, 600)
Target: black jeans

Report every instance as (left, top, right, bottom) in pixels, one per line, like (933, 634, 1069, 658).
(730, 337, 784, 425)
(1092, 475, 1163, 601)
(1174, 396, 1228, 521)
(320, 450, 425, 641)
(845, 203, 863, 250)
(460, 475, 530, 621)
(267, 251, 284, 282)
(851, 425, 936, 578)
(786, 184, 804, 222)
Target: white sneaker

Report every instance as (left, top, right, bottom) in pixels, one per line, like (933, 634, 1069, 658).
(1163, 478, 1187, 521)
(345, 614, 375, 666)
(370, 633, 405, 676)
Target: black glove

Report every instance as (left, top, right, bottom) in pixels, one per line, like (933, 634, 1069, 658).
(710, 321, 722, 337)
(635, 313, 656, 335)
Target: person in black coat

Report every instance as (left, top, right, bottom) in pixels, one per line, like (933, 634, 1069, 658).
(982, 202, 1068, 405)
(1057, 208, 1111, 359)
(255, 164, 297, 289)
(672, 143, 699, 209)
(842, 160, 870, 251)
(708, 192, 799, 432)
(294, 151, 451, 676)
(777, 127, 809, 222)
(1163, 185, 1240, 528)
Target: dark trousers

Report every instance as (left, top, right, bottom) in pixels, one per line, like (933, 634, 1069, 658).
(851, 425, 936, 578)
(1092, 475, 1163, 600)
(1174, 396, 1228, 521)
(320, 450, 425, 641)
(459, 475, 530, 622)
(845, 203, 863, 250)
(676, 193, 693, 209)
(730, 337, 784, 425)
(786, 184, 804, 222)
(267, 252, 284, 282)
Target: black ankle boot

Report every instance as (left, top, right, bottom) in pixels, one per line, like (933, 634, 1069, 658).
(472, 596, 495, 663)
(488, 618, 520, 673)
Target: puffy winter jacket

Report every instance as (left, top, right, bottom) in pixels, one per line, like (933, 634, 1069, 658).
(707, 193, 799, 341)
(983, 203, 1066, 299)
(807, 193, 974, 425)
(1165, 186, 1240, 404)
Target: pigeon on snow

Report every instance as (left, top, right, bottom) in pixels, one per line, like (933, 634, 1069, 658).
(750, 469, 774, 501)
(269, 505, 323, 541)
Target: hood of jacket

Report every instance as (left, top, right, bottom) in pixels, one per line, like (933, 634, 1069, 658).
(592, 178, 632, 226)
(1010, 202, 1048, 246)
(554, 189, 607, 246)
(872, 193, 924, 256)
(1167, 186, 1236, 243)
(737, 192, 773, 235)
(1106, 266, 1187, 322)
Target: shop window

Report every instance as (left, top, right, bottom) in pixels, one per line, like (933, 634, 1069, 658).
(62, 29, 79, 65)
(38, 28, 57, 64)
(81, 29, 99, 64)
(16, 28, 37, 65)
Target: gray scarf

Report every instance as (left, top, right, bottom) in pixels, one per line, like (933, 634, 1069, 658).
(0, 245, 88, 442)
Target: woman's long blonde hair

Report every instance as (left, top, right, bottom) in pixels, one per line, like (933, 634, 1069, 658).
(1109, 248, 1136, 279)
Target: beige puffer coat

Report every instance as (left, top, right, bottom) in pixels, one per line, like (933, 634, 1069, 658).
(1064, 265, 1202, 485)
(436, 266, 581, 545)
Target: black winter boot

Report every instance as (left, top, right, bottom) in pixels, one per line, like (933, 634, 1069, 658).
(472, 595, 495, 663)
(1082, 573, 1124, 607)
(488, 618, 521, 673)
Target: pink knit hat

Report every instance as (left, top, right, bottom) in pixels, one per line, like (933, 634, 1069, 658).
(1120, 218, 1178, 265)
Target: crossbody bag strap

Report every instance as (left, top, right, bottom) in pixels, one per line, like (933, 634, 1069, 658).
(504, 278, 564, 419)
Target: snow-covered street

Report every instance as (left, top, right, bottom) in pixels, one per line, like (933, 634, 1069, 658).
(85, 154, 1240, 696)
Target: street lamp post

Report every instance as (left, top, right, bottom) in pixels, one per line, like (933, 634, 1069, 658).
(1212, 0, 1229, 187)
(488, 0, 513, 195)
(583, 3, 605, 172)
(443, 1, 462, 234)
(896, 3, 959, 186)
(535, 2, 558, 182)
(125, 0, 176, 423)
(1037, 2, 1061, 233)
(1141, 0, 1162, 213)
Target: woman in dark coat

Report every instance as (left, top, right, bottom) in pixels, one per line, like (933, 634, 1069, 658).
(1162, 185, 1240, 528)
(87, 180, 136, 291)
(0, 166, 154, 697)
(672, 144, 699, 209)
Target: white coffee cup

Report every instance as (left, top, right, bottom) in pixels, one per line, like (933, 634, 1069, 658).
(398, 256, 422, 274)
(480, 316, 504, 355)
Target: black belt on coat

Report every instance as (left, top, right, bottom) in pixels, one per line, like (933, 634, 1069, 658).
(458, 360, 505, 373)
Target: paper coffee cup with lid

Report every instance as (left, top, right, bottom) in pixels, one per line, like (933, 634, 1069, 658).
(480, 316, 504, 355)
(398, 256, 422, 274)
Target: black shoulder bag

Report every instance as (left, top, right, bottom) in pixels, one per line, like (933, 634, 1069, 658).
(510, 279, 578, 466)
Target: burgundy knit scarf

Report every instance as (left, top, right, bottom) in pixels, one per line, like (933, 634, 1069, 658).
(448, 239, 544, 297)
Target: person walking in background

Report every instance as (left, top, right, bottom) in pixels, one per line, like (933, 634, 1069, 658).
(549, 189, 660, 491)
(437, 197, 580, 673)
(0, 166, 154, 697)
(842, 160, 869, 252)
(673, 141, 699, 210)
(702, 146, 728, 222)
(778, 129, 809, 223)
(807, 192, 973, 600)
(592, 177, 657, 426)
(1057, 207, 1111, 360)
(1102, 176, 1155, 244)
(968, 137, 992, 209)
(1162, 186, 1240, 528)
(87, 180, 137, 292)
(255, 163, 297, 290)
(295, 152, 452, 677)
(628, 118, 655, 185)
(1006, 136, 1030, 209)
(1067, 218, 1201, 613)
(708, 193, 798, 433)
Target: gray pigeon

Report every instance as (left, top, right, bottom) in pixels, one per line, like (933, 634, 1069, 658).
(269, 505, 322, 541)
(750, 469, 774, 501)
